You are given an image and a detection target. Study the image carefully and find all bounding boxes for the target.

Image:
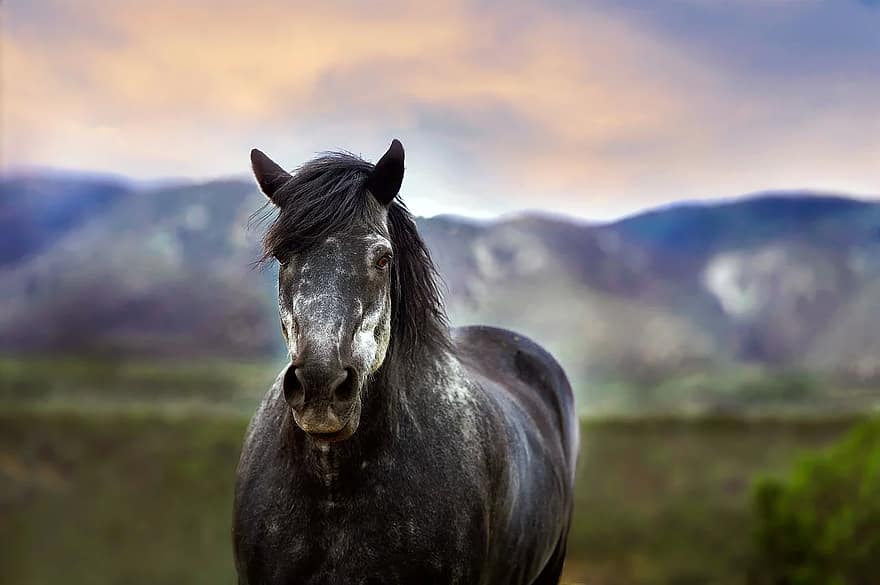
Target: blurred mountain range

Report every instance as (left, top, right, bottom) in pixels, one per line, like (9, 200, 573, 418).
(2, 171, 879, 393)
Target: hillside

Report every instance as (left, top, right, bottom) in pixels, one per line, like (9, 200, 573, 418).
(0, 179, 276, 358)
(0, 173, 134, 266)
(2, 173, 879, 405)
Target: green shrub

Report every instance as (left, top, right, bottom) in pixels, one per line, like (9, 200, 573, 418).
(749, 417, 880, 585)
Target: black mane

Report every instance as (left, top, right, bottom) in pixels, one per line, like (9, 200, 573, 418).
(258, 151, 452, 360)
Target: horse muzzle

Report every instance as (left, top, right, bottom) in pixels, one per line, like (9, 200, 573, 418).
(282, 363, 362, 442)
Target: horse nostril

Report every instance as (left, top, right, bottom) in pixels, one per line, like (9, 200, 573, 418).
(284, 364, 358, 414)
(333, 367, 358, 403)
(283, 366, 305, 410)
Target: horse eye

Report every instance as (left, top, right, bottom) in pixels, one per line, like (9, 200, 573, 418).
(375, 254, 392, 270)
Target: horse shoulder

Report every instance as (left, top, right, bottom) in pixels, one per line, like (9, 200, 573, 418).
(451, 324, 576, 424)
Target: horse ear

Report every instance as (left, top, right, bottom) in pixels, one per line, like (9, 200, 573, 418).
(366, 139, 405, 206)
(251, 148, 291, 203)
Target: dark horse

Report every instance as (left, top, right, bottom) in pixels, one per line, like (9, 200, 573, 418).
(233, 140, 579, 585)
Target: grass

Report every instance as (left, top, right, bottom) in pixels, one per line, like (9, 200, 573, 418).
(0, 407, 860, 585)
(564, 417, 856, 585)
(0, 355, 281, 414)
(0, 357, 868, 583)
(3, 354, 878, 417)
(575, 368, 880, 417)
(0, 408, 244, 585)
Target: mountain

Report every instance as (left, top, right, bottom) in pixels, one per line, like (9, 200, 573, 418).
(606, 192, 880, 371)
(1, 174, 879, 396)
(0, 178, 278, 358)
(609, 193, 879, 256)
(0, 173, 134, 266)
(421, 212, 727, 388)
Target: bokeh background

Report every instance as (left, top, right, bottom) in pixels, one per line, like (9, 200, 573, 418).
(2, 1, 880, 584)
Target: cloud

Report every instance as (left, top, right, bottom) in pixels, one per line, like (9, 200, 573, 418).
(2, 0, 878, 219)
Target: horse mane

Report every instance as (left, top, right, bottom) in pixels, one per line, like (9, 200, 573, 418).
(257, 151, 453, 362)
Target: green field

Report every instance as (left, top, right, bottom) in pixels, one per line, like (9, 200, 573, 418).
(0, 405, 858, 585)
(0, 357, 868, 584)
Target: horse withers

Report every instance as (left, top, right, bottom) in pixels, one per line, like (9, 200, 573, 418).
(233, 140, 579, 585)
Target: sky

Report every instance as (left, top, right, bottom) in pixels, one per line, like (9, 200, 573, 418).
(2, 0, 879, 220)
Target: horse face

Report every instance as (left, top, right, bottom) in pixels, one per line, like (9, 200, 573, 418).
(277, 227, 393, 442)
(252, 140, 405, 442)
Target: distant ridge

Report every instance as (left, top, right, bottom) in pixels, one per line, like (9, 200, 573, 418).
(0, 174, 134, 265)
(2, 172, 880, 409)
(609, 191, 879, 254)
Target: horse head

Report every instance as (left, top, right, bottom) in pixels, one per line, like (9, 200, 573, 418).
(251, 141, 405, 442)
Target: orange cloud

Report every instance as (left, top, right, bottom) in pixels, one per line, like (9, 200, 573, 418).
(3, 0, 878, 218)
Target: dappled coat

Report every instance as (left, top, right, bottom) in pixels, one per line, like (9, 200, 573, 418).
(233, 140, 579, 585)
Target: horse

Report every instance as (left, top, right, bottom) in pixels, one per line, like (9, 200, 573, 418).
(233, 140, 579, 585)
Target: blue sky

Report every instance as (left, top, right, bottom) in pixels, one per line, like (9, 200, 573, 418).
(3, 0, 878, 219)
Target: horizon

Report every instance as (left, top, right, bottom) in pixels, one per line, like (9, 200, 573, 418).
(3, 163, 878, 224)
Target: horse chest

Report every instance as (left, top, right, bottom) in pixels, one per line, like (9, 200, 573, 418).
(242, 464, 483, 585)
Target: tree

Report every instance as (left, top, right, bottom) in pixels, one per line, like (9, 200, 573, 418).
(750, 418, 880, 585)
